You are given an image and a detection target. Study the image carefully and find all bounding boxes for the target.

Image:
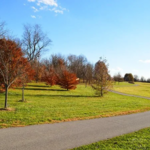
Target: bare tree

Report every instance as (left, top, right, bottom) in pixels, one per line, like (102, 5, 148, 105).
(67, 55, 87, 81)
(0, 21, 7, 38)
(22, 24, 51, 61)
(113, 72, 123, 84)
(147, 78, 150, 83)
(84, 63, 93, 86)
(140, 76, 146, 82)
(134, 75, 139, 82)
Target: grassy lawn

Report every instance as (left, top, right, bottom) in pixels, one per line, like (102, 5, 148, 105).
(0, 82, 150, 128)
(114, 82, 150, 97)
(72, 127, 150, 150)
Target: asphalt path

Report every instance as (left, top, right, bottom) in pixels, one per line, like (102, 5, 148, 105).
(109, 89, 150, 100)
(0, 111, 150, 150)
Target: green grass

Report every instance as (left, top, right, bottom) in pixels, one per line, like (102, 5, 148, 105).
(114, 82, 150, 97)
(72, 127, 150, 150)
(1, 83, 150, 128)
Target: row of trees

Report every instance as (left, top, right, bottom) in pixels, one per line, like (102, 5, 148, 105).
(34, 54, 93, 85)
(113, 73, 150, 84)
(41, 56, 112, 96)
(0, 20, 113, 109)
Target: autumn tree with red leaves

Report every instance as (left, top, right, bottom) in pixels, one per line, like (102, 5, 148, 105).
(42, 58, 79, 90)
(32, 59, 45, 83)
(42, 66, 57, 86)
(0, 38, 31, 108)
(57, 70, 78, 90)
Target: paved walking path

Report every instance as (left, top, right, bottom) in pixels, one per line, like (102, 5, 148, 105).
(0, 111, 150, 150)
(109, 90, 150, 100)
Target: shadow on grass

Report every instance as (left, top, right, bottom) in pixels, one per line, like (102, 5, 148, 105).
(24, 94, 99, 98)
(18, 100, 27, 103)
(16, 88, 66, 91)
(27, 85, 50, 88)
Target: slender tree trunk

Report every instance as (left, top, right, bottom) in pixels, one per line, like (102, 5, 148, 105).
(85, 80, 87, 88)
(5, 84, 8, 109)
(22, 84, 25, 102)
(101, 87, 103, 97)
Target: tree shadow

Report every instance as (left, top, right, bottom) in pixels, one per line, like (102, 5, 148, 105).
(15, 88, 66, 91)
(27, 85, 50, 88)
(24, 94, 99, 98)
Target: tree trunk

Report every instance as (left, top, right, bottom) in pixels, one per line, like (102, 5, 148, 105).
(101, 88, 103, 97)
(22, 84, 25, 102)
(4, 84, 8, 109)
(85, 80, 87, 88)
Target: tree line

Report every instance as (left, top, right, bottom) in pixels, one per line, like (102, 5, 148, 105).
(113, 73, 150, 84)
(0, 21, 113, 109)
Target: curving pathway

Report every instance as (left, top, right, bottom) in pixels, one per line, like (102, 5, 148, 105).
(110, 83, 150, 100)
(0, 111, 150, 150)
(109, 89, 150, 100)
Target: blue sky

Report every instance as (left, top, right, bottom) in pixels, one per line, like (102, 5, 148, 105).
(1, 0, 150, 79)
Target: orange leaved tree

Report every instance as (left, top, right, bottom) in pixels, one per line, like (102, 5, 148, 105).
(42, 66, 57, 86)
(0, 38, 31, 108)
(57, 70, 78, 90)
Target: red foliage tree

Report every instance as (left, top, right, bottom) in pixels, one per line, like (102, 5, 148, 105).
(0, 38, 31, 108)
(32, 60, 45, 83)
(42, 66, 57, 86)
(57, 70, 78, 90)
(0, 76, 5, 93)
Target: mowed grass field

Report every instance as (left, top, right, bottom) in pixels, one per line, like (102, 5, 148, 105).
(72, 127, 150, 150)
(1, 82, 150, 128)
(114, 82, 150, 97)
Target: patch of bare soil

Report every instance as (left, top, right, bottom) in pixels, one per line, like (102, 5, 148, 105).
(0, 108, 15, 111)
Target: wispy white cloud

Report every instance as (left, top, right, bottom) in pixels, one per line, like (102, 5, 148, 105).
(28, 0, 57, 6)
(39, 6, 48, 10)
(28, 0, 35, 2)
(139, 60, 150, 63)
(32, 6, 38, 12)
(27, 0, 67, 14)
(31, 15, 36, 18)
(55, 9, 63, 14)
(37, 0, 58, 7)
(49, 7, 63, 14)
